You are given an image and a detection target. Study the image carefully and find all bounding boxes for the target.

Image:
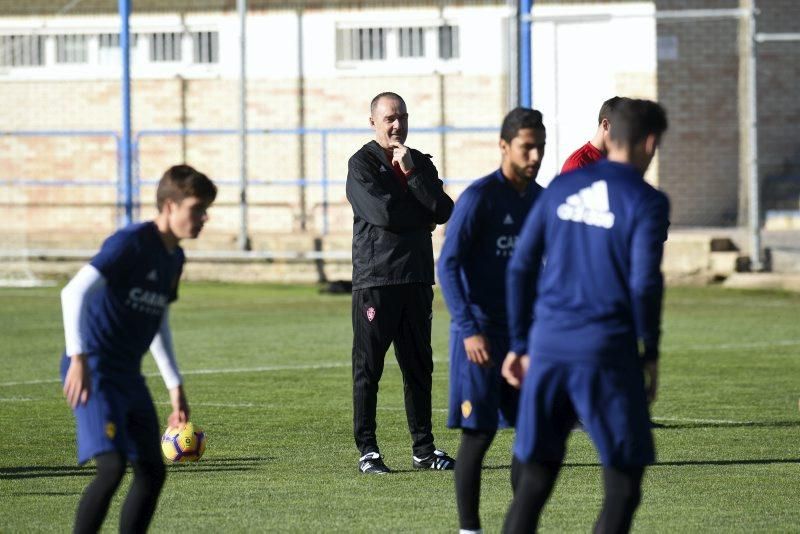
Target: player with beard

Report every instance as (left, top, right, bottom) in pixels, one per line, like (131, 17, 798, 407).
(438, 108, 546, 533)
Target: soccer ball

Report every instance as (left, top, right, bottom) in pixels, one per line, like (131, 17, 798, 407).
(161, 422, 206, 462)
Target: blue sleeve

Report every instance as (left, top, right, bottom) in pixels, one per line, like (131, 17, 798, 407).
(90, 229, 138, 284)
(437, 188, 482, 337)
(630, 190, 670, 361)
(506, 194, 547, 355)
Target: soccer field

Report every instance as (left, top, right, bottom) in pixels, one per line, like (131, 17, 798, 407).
(1, 283, 799, 532)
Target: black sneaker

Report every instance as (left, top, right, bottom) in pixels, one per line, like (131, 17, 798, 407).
(412, 449, 456, 470)
(359, 452, 391, 474)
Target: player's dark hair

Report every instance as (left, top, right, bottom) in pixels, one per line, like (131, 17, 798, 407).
(370, 92, 406, 115)
(500, 107, 545, 143)
(598, 96, 626, 125)
(156, 164, 217, 211)
(608, 99, 668, 148)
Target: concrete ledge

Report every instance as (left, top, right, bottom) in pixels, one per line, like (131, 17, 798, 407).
(722, 273, 800, 293)
(663, 234, 711, 275)
(4, 228, 793, 285)
(662, 232, 743, 278)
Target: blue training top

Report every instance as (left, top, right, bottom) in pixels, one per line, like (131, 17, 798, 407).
(506, 160, 669, 365)
(438, 169, 543, 337)
(85, 221, 185, 376)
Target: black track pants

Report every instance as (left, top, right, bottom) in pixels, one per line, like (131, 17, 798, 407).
(352, 284, 435, 458)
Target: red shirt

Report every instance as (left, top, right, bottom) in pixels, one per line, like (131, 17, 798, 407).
(561, 142, 604, 173)
(384, 149, 413, 190)
(392, 162, 410, 190)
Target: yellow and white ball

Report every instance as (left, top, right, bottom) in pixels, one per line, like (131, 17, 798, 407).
(161, 422, 206, 462)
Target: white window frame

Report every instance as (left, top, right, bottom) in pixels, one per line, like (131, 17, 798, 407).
(335, 20, 461, 74)
(192, 30, 219, 64)
(0, 34, 46, 68)
(55, 34, 90, 64)
(398, 27, 425, 58)
(438, 24, 459, 61)
(148, 31, 183, 63)
(0, 16, 222, 81)
(336, 27, 386, 62)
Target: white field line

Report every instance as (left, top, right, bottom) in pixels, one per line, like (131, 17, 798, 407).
(0, 396, 758, 426)
(153, 401, 282, 409)
(668, 298, 798, 309)
(3, 336, 800, 389)
(0, 358, 444, 388)
(651, 416, 753, 425)
(676, 339, 800, 351)
(377, 406, 449, 413)
(0, 361, 358, 387)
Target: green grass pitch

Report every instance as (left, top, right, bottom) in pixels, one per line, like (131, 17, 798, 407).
(1, 283, 799, 532)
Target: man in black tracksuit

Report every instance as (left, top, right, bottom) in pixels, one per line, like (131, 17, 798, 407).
(347, 92, 455, 474)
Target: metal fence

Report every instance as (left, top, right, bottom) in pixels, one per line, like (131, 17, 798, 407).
(1, 0, 799, 271)
(0, 125, 500, 252)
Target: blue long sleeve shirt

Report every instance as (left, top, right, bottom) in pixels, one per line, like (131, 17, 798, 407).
(506, 160, 669, 365)
(438, 169, 543, 337)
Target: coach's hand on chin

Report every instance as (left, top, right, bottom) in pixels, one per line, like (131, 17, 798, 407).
(168, 385, 190, 428)
(502, 352, 530, 389)
(63, 353, 91, 408)
(389, 141, 414, 174)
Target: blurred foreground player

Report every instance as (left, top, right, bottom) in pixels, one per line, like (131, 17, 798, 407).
(502, 99, 669, 533)
(438, 108, 546, 533)
(561, 96, 627, 173)
(347, 92, 455, 474)
(60, 165, 217, 533)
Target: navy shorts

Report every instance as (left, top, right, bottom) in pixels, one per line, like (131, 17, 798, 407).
(513, 359, 654, 467)
(60, 354, 161, 465)
(447, 327, 519, 431)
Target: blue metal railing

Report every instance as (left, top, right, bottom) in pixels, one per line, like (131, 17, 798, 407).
(2, 126, 500, 235)
(134, 125, 498, 234)
(0, 129, 123, 218)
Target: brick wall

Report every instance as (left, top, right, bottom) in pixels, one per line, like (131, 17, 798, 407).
(655, 1, 741, 226)
(655, 0, 800, 226)
(5, 0, 796, 249)
(0, 73, 505, 248)
(754, 0, 800, 190)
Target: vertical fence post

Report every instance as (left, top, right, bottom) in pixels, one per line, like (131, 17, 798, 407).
(747, 3, 762, 271)
(519, 0, 533, 107)
(115, 134, 123, 226)
(132, 138, 140, 221)
(119, 0, 133, 226)
(321, 131, 329, 236)
(237, 0, 251, 250)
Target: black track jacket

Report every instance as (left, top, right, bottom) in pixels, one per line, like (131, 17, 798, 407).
(346, 140, 454, 290)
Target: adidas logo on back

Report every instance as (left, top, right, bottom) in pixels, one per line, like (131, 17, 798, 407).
(556, 180, 615, 229)
(503, 213, 514, 225)
(146, 269, 158, 282)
